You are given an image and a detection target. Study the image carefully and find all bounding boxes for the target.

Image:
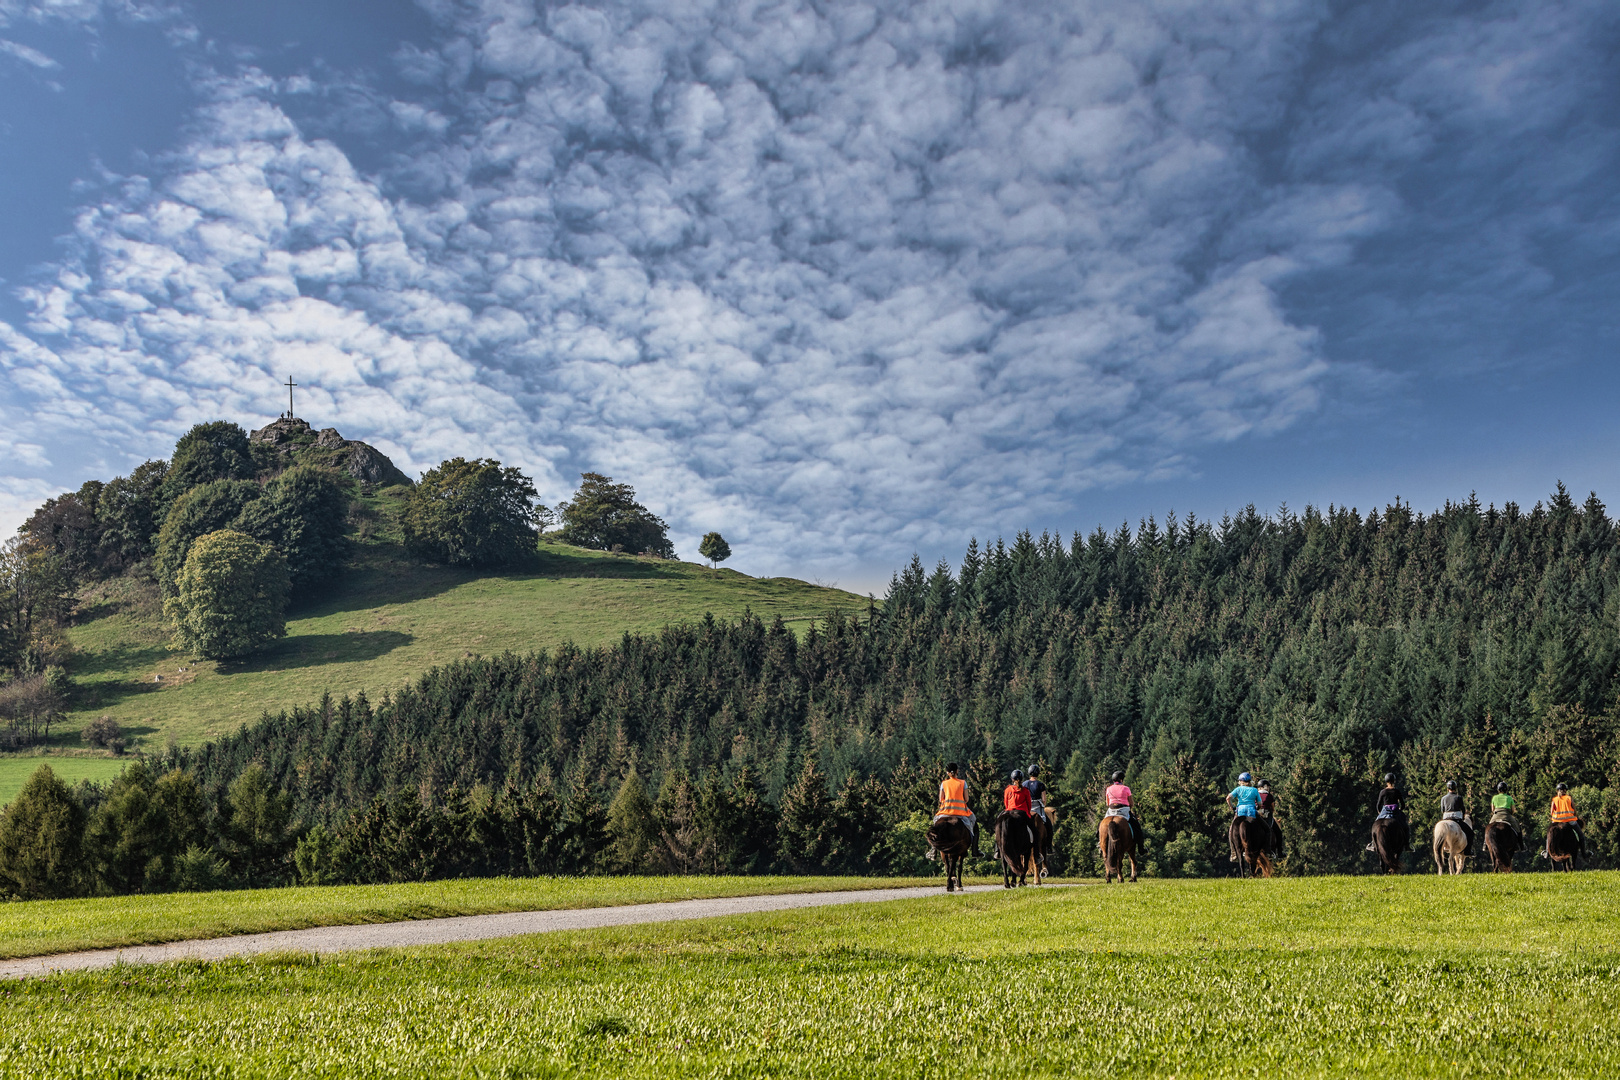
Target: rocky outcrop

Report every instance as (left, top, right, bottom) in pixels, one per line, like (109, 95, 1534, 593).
(249, 418, 413, 488)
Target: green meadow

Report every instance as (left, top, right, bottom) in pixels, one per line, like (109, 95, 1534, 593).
(8, 874, 1618, 1078)
(48, 541, 862, 753)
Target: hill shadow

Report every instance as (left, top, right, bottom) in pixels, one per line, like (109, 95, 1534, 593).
(222, 630, 415, 674)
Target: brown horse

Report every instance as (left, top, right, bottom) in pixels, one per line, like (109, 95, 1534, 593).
(993, 811, 1036, 888)
(1098, 812, 1138, 883)
(1546, 822, 1581, 872)
(1028, 809, 1055, 885)
(1231, 815, 1272, 878)
(1371, 812, 1409, 874)
(926, 816, 975, 892)
(1484, 819, 1520, 872)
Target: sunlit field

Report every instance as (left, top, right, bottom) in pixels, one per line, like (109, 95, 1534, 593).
(9, 874, 1619, 1078)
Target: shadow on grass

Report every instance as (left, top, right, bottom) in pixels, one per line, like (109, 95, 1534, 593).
(223, 630, 414, 674)
(68, 641, 171, 680)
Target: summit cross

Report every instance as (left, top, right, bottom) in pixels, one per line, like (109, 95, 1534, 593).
(284, 376, 297, 419)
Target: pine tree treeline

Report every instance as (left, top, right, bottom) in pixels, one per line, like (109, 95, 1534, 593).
(8, 486, 1620, 893)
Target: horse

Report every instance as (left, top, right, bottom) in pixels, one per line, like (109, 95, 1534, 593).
(1371, 811, 1409, 874)
(1484, 819, 1520, 873)
(1097, 811, 1138, 884)
(1028, 808, 1056, 885)
(1230, 815, 1272, 878)
(926, 815, 975, 893)
(1432, 815, 1471, 875)
(993, 810, 1036, 888)
(1546, 822, 1581, 872)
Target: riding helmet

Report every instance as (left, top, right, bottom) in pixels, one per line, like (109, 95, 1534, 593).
(1110, 770, 1125, 783)
(1496, 781, 1507, 792)
(1238, 771, 1252, 783)
(1445, 780, 1457, 791)
(1557, 782, 1568, 791)
(1382, 772, 1396, 784)
(1011, 769, 1024, 782)
(946, 762, 959, 774)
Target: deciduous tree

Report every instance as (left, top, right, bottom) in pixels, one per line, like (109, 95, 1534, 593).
(164, 530, 289, 659)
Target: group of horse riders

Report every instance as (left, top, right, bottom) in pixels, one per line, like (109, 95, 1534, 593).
(1361, 772, 1587, 864)
(929, 763, 1590, 871)
(927, 762, 1056, 859)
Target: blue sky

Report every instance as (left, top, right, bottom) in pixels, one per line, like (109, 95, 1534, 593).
(1, 0, 1616, 592)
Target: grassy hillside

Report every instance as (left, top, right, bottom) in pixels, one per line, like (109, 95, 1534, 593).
(10, 874, 1620, 1077)
(48, 540, 863, 754)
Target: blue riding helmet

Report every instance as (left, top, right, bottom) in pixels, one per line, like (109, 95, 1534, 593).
(1027, 765, 1040, 778)
(1238, 772, 1252, 783)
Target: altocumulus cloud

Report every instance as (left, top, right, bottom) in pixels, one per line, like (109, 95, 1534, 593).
(0, 0, 1612, 577)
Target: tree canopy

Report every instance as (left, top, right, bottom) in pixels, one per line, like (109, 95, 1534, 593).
(165, 529, 289, 659)
(402, 457, 543, 568)
(699, 532, 731, 567)
(557, 473, 675, 558)
(160, 421, 255, 505)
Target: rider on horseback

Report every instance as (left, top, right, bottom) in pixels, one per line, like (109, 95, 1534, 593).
(1226, 772, 1260, 863)
(1440, 779, 1474, 859)
(1490, 781, 1524, 842)
(1003, 769, 1036, 849)
(1100, 770, 1144, 853)
(1549, 782, 1587, 860)
(927, 762, 977, 860)
(1024, 765, 1054, 858)
(1366, 773, 1405, 853)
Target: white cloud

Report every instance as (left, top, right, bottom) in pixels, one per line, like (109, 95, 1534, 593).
(1, 0, 1614, 574)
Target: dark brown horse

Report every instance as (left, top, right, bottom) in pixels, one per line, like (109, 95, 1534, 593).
(1029, 810, 1055, 885)
(1231, 815, 1272, 878)
(1546, 822, 1581, 871)
(994, 811, 1036, 887)
(1371, 812, 1409, 874)
(926, 816, 975, 892)
(1484, 819, 1520, 872)
(1098, 812, 1137, 883)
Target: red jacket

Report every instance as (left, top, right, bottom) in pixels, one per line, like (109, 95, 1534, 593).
(1003, 783, 1032, 815)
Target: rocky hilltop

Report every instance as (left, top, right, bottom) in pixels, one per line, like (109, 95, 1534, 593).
(249, 417, 413, 488)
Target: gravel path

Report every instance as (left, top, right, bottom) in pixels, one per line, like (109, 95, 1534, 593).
(1, 884, 1019, 980)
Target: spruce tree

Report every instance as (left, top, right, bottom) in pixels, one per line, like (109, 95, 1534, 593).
(0, 764, 86, 899)
(777, 757, 835, 872)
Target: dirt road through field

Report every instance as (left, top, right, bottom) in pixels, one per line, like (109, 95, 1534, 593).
(0, 884, 1046, 979)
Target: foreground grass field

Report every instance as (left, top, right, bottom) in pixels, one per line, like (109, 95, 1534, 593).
(9, 874, 1619, 1077)
(49, 541, 862, 752)
(0, 876, 941, 960)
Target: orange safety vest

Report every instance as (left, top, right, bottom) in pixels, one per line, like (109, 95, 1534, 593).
(938, 777, 972, 817)
(1550, 794, 1578, 824)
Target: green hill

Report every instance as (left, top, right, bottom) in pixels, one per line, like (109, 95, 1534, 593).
(42, 540, 863, 759)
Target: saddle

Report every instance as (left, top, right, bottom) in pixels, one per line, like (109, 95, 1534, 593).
(1104, 805, 1130, 820)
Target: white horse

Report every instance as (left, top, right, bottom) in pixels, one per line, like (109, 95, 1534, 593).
(1432, 816, 1471, 875)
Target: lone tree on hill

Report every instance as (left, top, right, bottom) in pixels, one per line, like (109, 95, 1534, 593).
(164, 530, 289, 659)
(403, 457, 546, 568)
(557, 473, 675, 558)
(699, 532, 731, 569)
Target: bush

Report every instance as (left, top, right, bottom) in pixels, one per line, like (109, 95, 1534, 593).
(403, 458, 544, 568)
(83, 715, 126, 754)
(557, 473, 674, 558)
(0, 764, 87, 899)
(165, 530, 289, 659)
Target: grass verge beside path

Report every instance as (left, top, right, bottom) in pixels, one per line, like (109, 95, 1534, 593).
(0, 875, 952, 960)
(9, 874, 1620, 1078)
